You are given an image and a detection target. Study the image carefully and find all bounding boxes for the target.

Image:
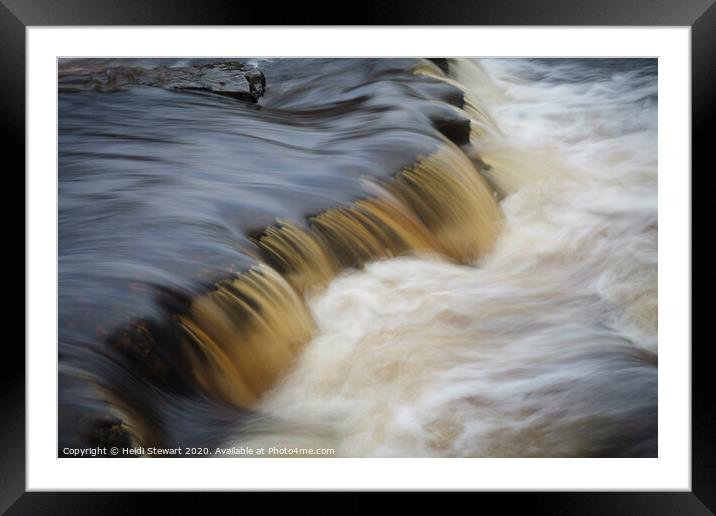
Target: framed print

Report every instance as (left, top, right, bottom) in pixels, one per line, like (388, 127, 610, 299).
(8, 0, 709, 512)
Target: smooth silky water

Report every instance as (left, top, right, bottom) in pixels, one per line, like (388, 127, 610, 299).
(58, 58, 657, 457)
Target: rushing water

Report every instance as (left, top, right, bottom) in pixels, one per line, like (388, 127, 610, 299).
(58, 58, 657, 457)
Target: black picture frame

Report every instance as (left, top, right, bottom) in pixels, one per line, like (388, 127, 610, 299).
(7, 0, 708, 512)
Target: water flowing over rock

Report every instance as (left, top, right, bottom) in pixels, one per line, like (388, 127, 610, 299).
(57, 58, 658, 458)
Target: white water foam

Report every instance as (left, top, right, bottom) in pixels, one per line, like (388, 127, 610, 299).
(232, 58, 658, 457)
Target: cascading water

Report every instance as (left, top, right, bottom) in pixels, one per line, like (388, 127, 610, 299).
(58, 58, 657, 457)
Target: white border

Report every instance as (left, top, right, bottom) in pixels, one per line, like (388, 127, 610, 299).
(27, 27, 691, 491)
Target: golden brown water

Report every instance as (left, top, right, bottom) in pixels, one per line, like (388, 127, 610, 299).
(125, 141, 503, 441)
(59, 58, 657, 457)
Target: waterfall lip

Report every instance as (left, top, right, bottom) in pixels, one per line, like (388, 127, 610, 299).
(74, 140, 502, 450)
(57, 57, 656, 459)
(58, 57, 508, 452)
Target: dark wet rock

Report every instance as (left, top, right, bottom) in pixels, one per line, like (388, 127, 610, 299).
(58, 61, 266, 103)
(245, 69, 266, 98)
(428, 58, 450, 75)
(421, 102, 472, 146)
(57, 57, 472, 450)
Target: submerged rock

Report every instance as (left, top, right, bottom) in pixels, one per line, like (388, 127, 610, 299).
(57, 57, 483, 451)
(58, 60, 266, 103)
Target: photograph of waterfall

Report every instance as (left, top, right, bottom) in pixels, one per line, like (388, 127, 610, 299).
(57, 57, 658, 458)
